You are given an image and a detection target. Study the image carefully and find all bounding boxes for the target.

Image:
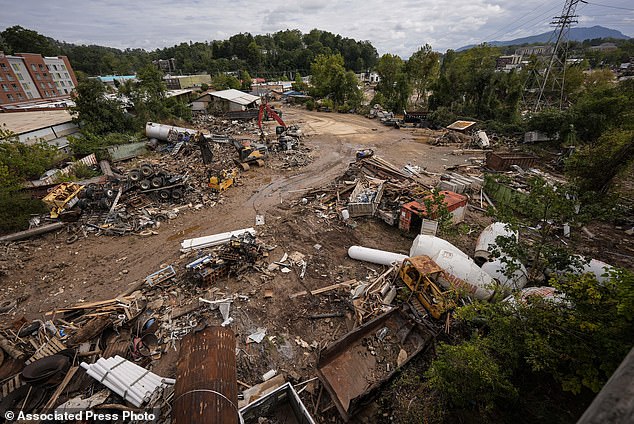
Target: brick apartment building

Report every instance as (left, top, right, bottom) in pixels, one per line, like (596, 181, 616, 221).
(0, 52, 78, 105)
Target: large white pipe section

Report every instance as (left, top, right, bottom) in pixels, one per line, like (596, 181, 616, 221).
(410, 235, 470, 260)
(145, 122, 198, 141)
(474, 222, 518, 263)
(348, 246, 407, 266)
(181, 228, 256, 252)
(481, 258, 528, 291)
(432, 249, 495, 301)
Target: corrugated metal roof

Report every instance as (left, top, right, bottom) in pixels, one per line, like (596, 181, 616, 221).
(209, 89, 260, 106)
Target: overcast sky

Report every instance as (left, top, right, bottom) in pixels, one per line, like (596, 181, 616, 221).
(1, 0, 632, 56)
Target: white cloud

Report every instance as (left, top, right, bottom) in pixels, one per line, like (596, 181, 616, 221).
(1, 0, 631, 57)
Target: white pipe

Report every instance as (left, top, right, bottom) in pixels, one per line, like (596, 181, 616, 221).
(481, 258, 528, 291)
(90, 361, 151, 400)
(101, 358, 162, 391)
(112, 356, 175, 385)
(80, 363, 144, 406)
(348, 246, 407, 266)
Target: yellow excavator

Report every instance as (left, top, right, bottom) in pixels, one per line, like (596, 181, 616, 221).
(42, 182, 84, 218)
(398, 256, 456, 319)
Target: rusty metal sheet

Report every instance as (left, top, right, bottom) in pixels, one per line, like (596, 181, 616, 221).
(406, 256, 443, 276)
(173, 326, 238, 424)
(446, 120, 476, 131)
(316, 308, 434, 421)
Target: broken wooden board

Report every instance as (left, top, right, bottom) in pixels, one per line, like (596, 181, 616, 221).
(289, 280, 356, 299)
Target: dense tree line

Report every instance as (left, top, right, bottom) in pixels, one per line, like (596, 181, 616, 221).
(0, 26, 378, 78)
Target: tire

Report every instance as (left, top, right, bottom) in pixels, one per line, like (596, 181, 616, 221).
(129, 169, 142, 182)
(171, 188, 183, 200)
(151, 176, 163, 188)
(140, 164, 154, 177)
(158, 190, 171, 201)
(105, 188, 116, 198)
(140, 179, 151, 190)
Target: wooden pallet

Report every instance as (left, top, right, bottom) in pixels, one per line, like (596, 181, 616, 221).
(0, 374, 23, 399)
(26, 338, 66, 365)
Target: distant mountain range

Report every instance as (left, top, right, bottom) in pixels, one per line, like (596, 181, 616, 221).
(457, 25, 630, 51)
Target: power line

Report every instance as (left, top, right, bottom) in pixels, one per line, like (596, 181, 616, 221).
(481, 2, 562, 42)
(585, 1, 634, 11)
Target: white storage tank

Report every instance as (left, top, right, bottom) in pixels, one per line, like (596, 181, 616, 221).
(474, 222, 518, 264)
(432, 249, 495, 301)
(481, 258, 528, 291)
(145, 122, 199, 141)
(410, 235, 470, 260)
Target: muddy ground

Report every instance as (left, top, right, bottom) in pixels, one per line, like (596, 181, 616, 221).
(1, 107, 632, 423)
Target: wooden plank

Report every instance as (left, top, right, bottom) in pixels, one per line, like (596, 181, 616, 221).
(40, 366, 78, 411)
(289, 280, 356, 299)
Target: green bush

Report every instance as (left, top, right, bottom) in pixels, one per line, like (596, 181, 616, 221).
(0, 188, 48, 233)
(305, 99, 315, 111)
(429, 107, 458, 128)
(320, 98, 334, 110)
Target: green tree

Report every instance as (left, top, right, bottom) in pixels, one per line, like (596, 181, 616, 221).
(309, 54, 362, 109)
(119, 65, 170, 125)
(376, 53, 411, 112)
(211, 73, 241, 90)
(240, 70, 253, 91)
(1, 25, 59, 56)
(292, 72, 308, 92)
(406, 44, 440, 108)
(70, 76, 133, 135)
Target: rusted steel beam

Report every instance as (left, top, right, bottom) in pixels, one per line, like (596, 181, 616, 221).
(173, 326, 238, 424)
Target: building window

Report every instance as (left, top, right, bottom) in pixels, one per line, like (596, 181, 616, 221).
(48, 82, 53, 88)
(43, 73, 48, 77)
(35, 74, 41, 80)
(27, 92, 33, 99)
(0, 63, 6, 69)
(11, 84, 18, 90)
(53, 65, 58, 70)
(1, 84, 8, 92)
(7, 74, 13, 81)
(7, 94, 14, 100)
(11, 63, 19, 71)
(64, 89, 68, 94)
(56, 73, 61, 78)
(40, 83, 45, 88)
(17, 73, 23, 80)
(0, 74, 3, 81)
(46, 65, 50, 70)
(30, 64, 36, 71)
(23, 82, 30, 90)
(17, 93, 23, 99)
(61, 64, 66, 70)
(60, 81, 65, 86)
(64, 72, 69, 78)
(39, 64, 44, 70)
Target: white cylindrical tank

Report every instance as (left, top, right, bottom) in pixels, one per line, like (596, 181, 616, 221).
(145, 122, 199, 141)
(432, 249, 495, 300)
(474, 222, 517, 263)
(481, 258, 528, 291)
(410, 235, 469, 260)
(348, 246, 407, 266)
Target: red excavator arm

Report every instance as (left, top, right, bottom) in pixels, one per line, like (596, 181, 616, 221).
(257, 102, 286, 130)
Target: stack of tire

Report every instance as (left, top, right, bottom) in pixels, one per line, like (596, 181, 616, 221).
(127, 163, 184, 202)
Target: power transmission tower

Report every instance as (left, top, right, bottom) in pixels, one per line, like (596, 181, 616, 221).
(527, 0, 585, 112)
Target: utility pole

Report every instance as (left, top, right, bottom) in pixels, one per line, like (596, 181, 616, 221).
(528, 0, 585, 112)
